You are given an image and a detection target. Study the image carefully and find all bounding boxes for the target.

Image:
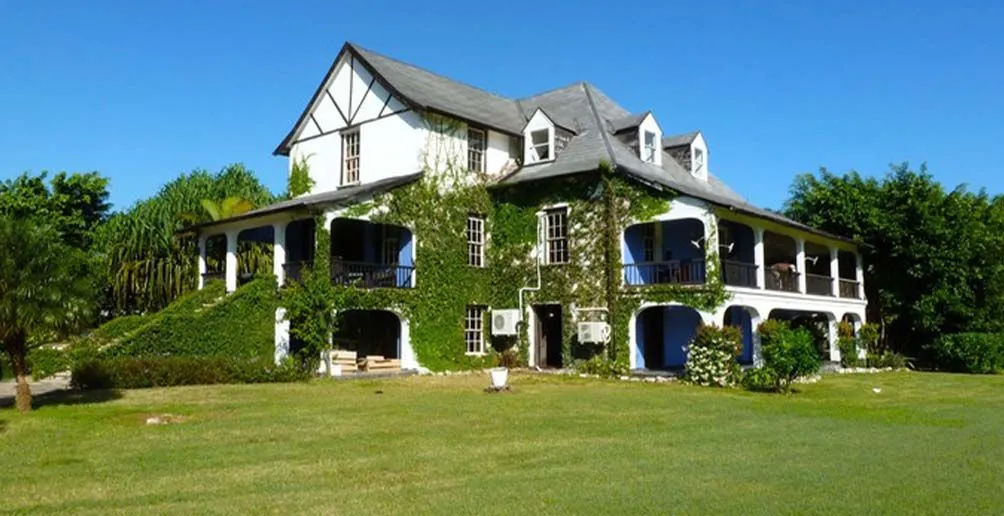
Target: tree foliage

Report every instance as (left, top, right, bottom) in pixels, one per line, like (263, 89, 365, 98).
(94, 163, 275, 314)
(784, 164, 1004, 360)
(0, 171, 110, 249)
(0, 215, 95, 411)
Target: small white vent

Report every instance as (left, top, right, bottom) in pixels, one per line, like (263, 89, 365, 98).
(577, 322, 610, 344)
(491, 309, 520, 336)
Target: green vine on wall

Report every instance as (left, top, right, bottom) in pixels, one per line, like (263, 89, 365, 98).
(280, 111, 729, 371)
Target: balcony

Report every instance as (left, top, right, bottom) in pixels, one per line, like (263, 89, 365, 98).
(331, 260, 414, 289)
(765, 270, 800, 293)
(721, 260, 758, 288)
(806, 273, 834, 296)
(624, 259, 706, 286)
(839, 279, 861, 299)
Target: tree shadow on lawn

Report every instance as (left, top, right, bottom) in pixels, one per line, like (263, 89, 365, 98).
(0, 389, 122, 410)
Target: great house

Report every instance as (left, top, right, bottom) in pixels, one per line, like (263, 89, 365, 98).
(190, 42, 867, 372)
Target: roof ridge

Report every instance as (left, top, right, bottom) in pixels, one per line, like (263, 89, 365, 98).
(581, 82, 618, 169)
(517, 80, 593, 102)
(348, 42, 519, 105)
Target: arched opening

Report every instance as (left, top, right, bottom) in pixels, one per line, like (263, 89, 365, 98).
(718, 220, 757, 287)
(769, 309, 835, 361)
(804, 241, 832, 296)
(283, 218, 316, 283)
(837, 250, 861, 299)
(623, 219, 706, 286)
(333, 309, 402, 360)
(236, 225, 274, 286)
(202, 233, 228, 284)
(763, 231, 798, 292)
(724, 305, 759, 364)
(634, 305, 703, 370)
(330, 218, 414, 288)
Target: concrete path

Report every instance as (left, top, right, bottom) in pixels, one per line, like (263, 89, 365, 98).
(0, 376, 70, 408)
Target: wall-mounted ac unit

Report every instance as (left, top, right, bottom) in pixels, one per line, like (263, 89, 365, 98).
(577, 322, 610, 344)
(491, 309, 520, 336)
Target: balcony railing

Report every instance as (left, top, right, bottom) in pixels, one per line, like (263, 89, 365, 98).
(331, 260, 414, 289)
(624, 259, 706, 286)
(721, 260, 758, 288)
(201, 271, 225, 283)
(839, 279, 861, 299)
(806, 273, 833, 296)
(283, 261, 311, 284)
(765, 269, 800, 293)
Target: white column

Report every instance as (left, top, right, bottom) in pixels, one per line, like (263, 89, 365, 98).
(829, 247, 840, 297)
(197, 235, 207, 290)
(855, 252, 865, 299)
(795, 237, 807, 294)
(225, 230, 238, 293)
(273, 222, 287, 286)
(274, 307, 289, 365)
(827, 316, 841, 363)
(753, 227, 765, 289)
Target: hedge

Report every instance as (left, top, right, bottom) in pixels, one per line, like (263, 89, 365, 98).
(928, 333, 1004, 374)
(71, 356, 308, 390)
(104, 278, 278, 360)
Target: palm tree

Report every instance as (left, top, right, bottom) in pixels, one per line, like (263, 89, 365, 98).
(200, 196, 254, 221)
(0, 215, 94, 412)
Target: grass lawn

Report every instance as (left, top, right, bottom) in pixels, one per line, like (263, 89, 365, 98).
(2, 372, 1003, 514)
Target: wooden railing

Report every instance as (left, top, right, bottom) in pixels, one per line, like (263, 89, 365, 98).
(624, 259, 706, 286)
(806, 273, 833, 296)
(839, 279, 861, 299)
(765, 270, 800, 293)
(721, 260, 758, 288)
(331, 260, 414, 289)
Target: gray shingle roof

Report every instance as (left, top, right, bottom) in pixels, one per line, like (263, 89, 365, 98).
(276, 42, 854, 244)
(350, 44, 526, 135)
(191, 172, 423, 233)
(662, 131, 700, 148)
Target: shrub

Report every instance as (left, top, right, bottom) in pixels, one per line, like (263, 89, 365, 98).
(494, 348, 522, 369)
(859, 323, 880, 352)
(866, 351, 910, 370)
(927, 333, 1004, 374)
(28, 346, 71, 380)
(573, 356, 628, 378)
(71, 356, 309, 390)
(741, 367, 779, 392)
(837, 336, 860, 368)
(757, 320, 820, 392)
(685, 325, 741, 387)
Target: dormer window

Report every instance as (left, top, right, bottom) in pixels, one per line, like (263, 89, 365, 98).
(643, 131, 657, 163)
(693, 147, 705, 176)
(530, 129, 551, 161)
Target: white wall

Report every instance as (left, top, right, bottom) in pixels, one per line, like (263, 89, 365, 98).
(638, 114, 662, 166)
(486, 129, 514, 176)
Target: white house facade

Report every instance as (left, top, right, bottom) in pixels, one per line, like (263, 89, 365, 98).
(190, 42, 867, 373)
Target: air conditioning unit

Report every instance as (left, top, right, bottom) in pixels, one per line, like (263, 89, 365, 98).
(491, 309, 520, 336)
(578, 322, 610, 344)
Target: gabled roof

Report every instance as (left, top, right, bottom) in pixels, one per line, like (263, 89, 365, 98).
(662, 131, 700, 148)
(275, 43, 527, 155)
(609, 112, 651, 133)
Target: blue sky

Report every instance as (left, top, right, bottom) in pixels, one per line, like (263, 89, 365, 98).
(2, 1, 1002, 211)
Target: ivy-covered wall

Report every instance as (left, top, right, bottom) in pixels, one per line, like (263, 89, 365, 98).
(296, 114, 728, 371)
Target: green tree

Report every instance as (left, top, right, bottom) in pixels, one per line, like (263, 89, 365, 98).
(200, 196, 254, 221)
(95, 163, 274, 314)
(287, 155, 315, 197)
(0, 171, 111, 249)
(784, 164, 1004, 358)
(0, 215, 95, 412)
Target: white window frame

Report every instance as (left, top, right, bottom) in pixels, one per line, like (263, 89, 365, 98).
(467, 215, 485, 267)
(544, 207, 569, 265)
(381, 226, 399, 265)
(465, 305, 485, 355)
(692, 147, 705, 175)
(467, 127, 486, 174)
(643, 131, 657, 163)
(341, 130, 360, 185)
(642, 224, 655, 262)
(528, 128, 553, 163)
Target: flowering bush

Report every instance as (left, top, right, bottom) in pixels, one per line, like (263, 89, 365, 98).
(685, 325, 741, 387)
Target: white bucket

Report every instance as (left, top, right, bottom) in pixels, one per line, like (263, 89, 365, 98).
(489, 367, 509, 389)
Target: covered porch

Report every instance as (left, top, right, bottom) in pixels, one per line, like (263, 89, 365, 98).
(623, 219, 708, 286)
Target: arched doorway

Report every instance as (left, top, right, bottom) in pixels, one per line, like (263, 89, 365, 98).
(769, 309, 836, 361)
(724, 306, 759, 364)
(634, 305, 703, 370)
(333, 310, 402, 359)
